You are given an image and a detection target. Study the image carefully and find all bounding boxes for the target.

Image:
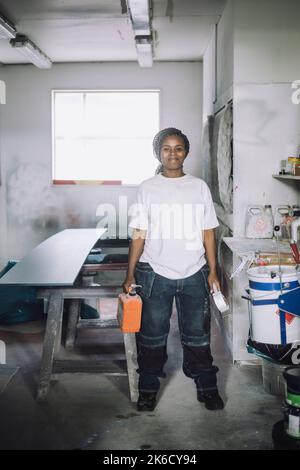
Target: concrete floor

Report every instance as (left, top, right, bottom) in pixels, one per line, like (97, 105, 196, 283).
(0, 298, 283, 450)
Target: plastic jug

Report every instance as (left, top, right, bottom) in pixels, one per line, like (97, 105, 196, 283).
(245, 205, 274, 239)
(274, 205, 292, 240)
(117, 284, 142, 333)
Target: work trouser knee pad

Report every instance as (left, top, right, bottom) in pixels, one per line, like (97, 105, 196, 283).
(137, 344, 168, 377)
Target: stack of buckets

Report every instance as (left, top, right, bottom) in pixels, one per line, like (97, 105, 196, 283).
(272, 367, 300, 449)
(246, 264, 300, 448)
(283, 368, 300, 438)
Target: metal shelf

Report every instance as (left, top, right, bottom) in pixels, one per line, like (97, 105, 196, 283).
(272, 174, 300, 181)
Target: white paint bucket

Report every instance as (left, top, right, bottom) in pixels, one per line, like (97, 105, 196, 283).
(247, 266, 300, 345)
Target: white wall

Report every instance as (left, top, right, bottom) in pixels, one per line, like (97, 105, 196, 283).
(0, 61, 203, 263)
(233, 83, 300, 237)
(204, 0, 300, 239)
(216, 0, 233, 110)
(234, 0, 300, 84)
(233, 0, 300, 237)
(202, 0, 233, 121)
(203, 28, 216, 121)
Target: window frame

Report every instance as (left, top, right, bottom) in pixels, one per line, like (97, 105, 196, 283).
(51, 88, 161, 187)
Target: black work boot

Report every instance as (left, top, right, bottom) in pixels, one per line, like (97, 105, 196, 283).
(137, 392, 157, 412)
(197, 389, 224, 410)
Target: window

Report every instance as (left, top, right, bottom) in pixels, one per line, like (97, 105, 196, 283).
(52, 90, 160, 185)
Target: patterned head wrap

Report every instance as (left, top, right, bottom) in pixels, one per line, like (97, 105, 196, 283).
(152, 127, 190, 174)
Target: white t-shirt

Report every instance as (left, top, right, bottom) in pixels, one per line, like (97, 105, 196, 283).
(129, 173, 219, 280)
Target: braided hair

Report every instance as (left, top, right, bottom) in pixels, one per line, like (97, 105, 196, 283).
(152, 127, 190, 174)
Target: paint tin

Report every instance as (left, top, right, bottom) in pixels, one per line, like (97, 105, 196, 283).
(211, 287, 229, 313)
(283, 401, 300, 439)
(283, 367, 300, 405)
(246, 266, 300, 344)
(272, 420, 300, 449)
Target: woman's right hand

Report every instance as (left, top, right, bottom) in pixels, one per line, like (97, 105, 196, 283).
(122, 275, 136, 293)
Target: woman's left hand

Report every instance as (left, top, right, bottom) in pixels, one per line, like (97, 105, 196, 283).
(207, 272, 221, 293)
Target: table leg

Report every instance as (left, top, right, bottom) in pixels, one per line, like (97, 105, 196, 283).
(54, 301, 64, 357)
(65, 299, 81, 351)
(123, 333, 139, 402)
(37, 292, 64, 401)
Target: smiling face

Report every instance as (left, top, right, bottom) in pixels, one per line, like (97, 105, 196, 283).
(160, 135, 187, 173)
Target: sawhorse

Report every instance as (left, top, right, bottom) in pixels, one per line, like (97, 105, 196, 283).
(36, 286, 138, 403)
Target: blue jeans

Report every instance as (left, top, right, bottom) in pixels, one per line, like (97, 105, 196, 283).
(134, 262, 219, 394)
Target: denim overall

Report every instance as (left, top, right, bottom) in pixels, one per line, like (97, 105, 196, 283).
(134, 261, 219, 394)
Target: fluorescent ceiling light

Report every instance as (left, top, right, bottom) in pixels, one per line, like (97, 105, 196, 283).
(10, 35, 52, 69)
(127, 1, 153, 67)
(127, 0, 152, 35)
(0, 14, 17, 39)
(135, 36, 153, 67)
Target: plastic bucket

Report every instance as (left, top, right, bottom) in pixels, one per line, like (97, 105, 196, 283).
(261, 358, 286, 396)
(247, 266, 300, 345)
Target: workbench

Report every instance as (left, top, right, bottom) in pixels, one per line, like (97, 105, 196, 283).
(0, 229, 138, 402)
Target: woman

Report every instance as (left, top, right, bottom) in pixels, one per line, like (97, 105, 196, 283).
(123, 127, 224, 412)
